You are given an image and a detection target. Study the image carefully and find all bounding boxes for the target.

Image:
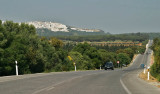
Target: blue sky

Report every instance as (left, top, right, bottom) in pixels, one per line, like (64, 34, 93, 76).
(0, 0, 160, 34)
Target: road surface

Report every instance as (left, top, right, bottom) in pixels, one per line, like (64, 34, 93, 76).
(0, 40, 160, 94)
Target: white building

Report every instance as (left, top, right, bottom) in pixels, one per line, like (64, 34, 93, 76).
(27, 21, 69, 32)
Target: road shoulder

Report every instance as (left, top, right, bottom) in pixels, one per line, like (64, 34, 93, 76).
(139, 70, 160, 88)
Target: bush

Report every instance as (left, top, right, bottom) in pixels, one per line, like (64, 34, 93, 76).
(156, 75, 160, 82)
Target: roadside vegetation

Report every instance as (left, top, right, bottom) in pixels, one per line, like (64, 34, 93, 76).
(151, 38, 160, 81)
(0, 20, 147, 76)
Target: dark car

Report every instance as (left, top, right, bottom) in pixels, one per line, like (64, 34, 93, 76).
(105, 62, 114, 70)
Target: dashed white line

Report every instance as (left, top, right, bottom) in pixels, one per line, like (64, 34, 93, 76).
(32, 71, 107, 94)
(47, 87, 55, 91)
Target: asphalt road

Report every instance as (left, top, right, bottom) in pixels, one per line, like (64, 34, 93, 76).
(0, 40, 160, 94)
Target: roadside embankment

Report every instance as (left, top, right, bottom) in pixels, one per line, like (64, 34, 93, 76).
(139, 52, 160, 88)
(128, 54, 138, 66)
(139, 70, 160, 88)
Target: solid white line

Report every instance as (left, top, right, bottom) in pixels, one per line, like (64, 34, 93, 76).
(120, 73, 132, 94)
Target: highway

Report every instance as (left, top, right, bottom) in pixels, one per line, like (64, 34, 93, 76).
(0, 40, 160, 94)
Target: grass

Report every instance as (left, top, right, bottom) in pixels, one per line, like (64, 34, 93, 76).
(139, 70, 160, 88)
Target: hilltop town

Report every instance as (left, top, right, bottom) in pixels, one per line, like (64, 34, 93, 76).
(27, 21, 103, 33)
(27, 21, 69, 32)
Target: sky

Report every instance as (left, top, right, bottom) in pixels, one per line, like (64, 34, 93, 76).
(0, 0, 160, 34)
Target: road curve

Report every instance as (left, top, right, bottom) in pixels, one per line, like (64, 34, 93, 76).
(0, 40, 160, 94)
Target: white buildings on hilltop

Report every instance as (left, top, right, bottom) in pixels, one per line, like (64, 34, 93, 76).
(27, 21, 69, 32)
(71, 28, 101, 32)
(27, 21, 102, 33)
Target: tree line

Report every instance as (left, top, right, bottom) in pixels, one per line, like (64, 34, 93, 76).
(0, 20, 146, 76)
(53, 33, 149, 42)
(151, 38, 160, 81)
(0, 20, 71, 76)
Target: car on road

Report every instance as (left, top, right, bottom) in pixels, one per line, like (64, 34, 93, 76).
(122, 64, 127, 67)
(104, 62, 114, 70)
(140, 64, 145, 68)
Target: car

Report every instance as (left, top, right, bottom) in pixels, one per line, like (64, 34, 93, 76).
(104, 62, 114, 70)
(140, 64, 145, 68)
(122, 64, 127, 67)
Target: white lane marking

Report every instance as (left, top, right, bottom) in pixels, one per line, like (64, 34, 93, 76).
(32, 71, 107, 94)
(47, 87, 55, 91)
(32, 80, 67, 94)
(120, 73, 132, 94)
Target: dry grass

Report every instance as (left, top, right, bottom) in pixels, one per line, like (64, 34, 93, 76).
(139, 71, 157, 82)
(139, 71, 160, 88)
(157, 85, 160, 88)
(150, 53, 154, 66)
(129, 54, 138, 65)
(138, 51, 160, 88)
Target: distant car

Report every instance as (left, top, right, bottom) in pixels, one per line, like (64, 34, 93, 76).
(140, 64, 145, 68)
(122, 64, 127, 67)
(105, 62, 114, 70)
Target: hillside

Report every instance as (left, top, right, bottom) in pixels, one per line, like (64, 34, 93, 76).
(27, 21, 105, 36)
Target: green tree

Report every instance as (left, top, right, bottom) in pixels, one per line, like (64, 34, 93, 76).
(72, 43, 102, 69)
(72, 42, 91, 55)
(117, 53, 131, 65)
(117, 48, 134, 59)
(49, 37, 63, 49)
(150, 38, 160, 81)
(69, 51, 84, 69)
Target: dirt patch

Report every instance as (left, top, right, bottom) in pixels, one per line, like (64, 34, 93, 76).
(157, 85, 160, 88)
(150, 54, 154, 66)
